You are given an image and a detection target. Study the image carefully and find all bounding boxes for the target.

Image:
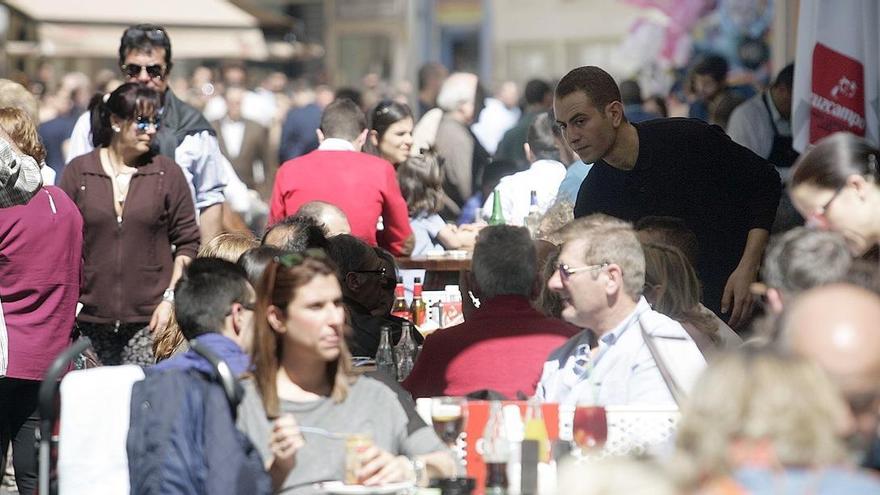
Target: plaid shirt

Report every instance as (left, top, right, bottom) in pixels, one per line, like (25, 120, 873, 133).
(0, 137, 42, 208)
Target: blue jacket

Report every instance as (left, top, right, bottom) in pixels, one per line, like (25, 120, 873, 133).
(151, 333, 250, 377)
(127, 365, 270, 494)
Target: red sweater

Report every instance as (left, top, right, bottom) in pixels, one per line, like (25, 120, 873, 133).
(0, 187, 82, 380)
(403, 295, 579, 399)
(269, 149, 413, 255)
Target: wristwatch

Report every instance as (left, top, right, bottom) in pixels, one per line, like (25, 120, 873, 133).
(162, 288, 175, 304)
(410, 457, 427, 486)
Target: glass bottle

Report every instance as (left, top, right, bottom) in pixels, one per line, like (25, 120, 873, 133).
(482, 401, 510, 495)
(488, 190, 505, 225)
(394, 321, 417, 381)
(375, 324, 396, 380)
(524, 190, 540, 236)
(523, 397, 550, 463)
(409, 277, 427, 326)
(391, 278, 411, 321)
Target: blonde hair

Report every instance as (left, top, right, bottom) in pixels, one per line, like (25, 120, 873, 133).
(0, 80, 39, 123)
(674, 350, 850, 487)
(198, 232, 259, 259)
(0, 107, 46, 163)
(559, 214, 645, 300)
(557, 457, 677, 495)
(642, 241, 717, 340)
(153, 232, 259, 361)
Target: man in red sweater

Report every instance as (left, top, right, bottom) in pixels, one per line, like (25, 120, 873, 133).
(403, 226, 578, 399)
(269, 98, 414, 255)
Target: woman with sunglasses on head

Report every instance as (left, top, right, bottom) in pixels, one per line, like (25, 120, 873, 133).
(365, 100, 414, 167)
(237, 251, 454, 493)
(789, 132, 880, 258)
(60, 82, 200, 366)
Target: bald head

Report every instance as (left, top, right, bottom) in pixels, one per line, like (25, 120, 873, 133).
(783, 284, 880, 394)
(295, 201, 351, 237)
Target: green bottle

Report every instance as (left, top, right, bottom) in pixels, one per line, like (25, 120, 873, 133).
(488, 190, 505, 225)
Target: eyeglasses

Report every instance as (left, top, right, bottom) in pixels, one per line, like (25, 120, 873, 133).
(120, 63, 166, 80)
(556, 262, 608, 281)
(808, 184, 846, 229)
(135, 116, 161, 133)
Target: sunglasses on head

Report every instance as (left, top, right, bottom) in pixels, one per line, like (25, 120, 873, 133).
(135, 116, 161, 133)
(121, 63, 166, 80)
(274, 249, 327, 268)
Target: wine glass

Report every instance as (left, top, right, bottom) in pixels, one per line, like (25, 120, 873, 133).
(431, 396, 468, 476)
(572, 404, 607, 455)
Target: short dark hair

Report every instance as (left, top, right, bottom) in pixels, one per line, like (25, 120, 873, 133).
(320, 98, 366, 141)
(334, 87, 362, 109)
(418, 62, 447, 90)
(524, 79, 552, 105)
(326, 234, 377, 278)
(762, 227, 852, 297)
(397, 151, 445, 215)
(635, 216, 700, 267)
(693, 54, 729, 83)
(366, 100, 413, 155)
(88, 82, 162, 148)
(118, 24, 173, 71)
(527, 112, 560, 161)
(555, 66, 622, 110)
(174, 258, 251, 340)
(262, 215, 329, 252)
(237, 245, 287, 287)
(472, 226, 537, 299)
(773, 63, 795, 90)
(619, 80, 643, 106)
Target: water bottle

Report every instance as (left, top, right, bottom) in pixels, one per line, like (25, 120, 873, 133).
(375, 324, 396, 379)
(394, 321, 417, 381)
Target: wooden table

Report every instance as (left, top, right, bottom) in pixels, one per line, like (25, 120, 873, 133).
(395, 255, 472, 271)
(395, 255, 472, 289)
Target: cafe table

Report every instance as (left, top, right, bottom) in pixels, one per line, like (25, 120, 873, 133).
(395, 253, 472, 289)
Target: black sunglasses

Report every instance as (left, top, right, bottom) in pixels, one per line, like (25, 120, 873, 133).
(121, 63, 166, 80)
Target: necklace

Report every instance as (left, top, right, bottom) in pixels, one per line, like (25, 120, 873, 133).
(106, 148, 136, 204)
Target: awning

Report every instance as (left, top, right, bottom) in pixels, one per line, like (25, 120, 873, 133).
(2, 0, 269, 60)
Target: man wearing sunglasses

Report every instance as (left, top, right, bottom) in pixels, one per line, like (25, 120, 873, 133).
(67, 24, 227, 242)
(535, 214, 705, 407)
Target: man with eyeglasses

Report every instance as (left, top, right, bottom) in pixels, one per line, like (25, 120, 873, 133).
(67, 24, 227, 243)
(326, 234, 423, 358)
(535, 214, 705, 407)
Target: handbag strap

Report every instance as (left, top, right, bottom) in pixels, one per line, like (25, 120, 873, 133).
(637, 315, 685, 406)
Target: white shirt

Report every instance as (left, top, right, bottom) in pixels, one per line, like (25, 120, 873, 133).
(727, 91, 791, 161)
(66, 110, 228, 213)
(472, 97, 521, 155)
(219, 118, 246, 158)
(317, 138, 356, 152)
(482, 159, 566, 225)
(535, 298, 706, 407)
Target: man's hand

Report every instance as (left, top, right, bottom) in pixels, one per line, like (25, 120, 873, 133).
(358, 446, 414, 486)
(149, 300, 174, 334)
(721, 262, 758, 328)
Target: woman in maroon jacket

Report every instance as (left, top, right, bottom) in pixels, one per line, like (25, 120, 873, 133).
(60, 83, 200, 366)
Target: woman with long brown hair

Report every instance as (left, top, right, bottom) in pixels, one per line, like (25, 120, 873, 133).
(237, 251, 453, 493)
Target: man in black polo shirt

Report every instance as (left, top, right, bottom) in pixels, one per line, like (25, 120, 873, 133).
(555, 66, 781, 327)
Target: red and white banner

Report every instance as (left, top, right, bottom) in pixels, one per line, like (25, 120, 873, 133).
(792, 0, 879, 152)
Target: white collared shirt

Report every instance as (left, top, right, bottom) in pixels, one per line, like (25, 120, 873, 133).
(482, 159, 567, 225)
(535, 298, 706, 407)
(317, 138, 356, 152)
(219, 118, 246, 158)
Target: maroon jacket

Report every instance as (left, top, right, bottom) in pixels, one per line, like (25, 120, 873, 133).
(403, 295, 579, 399)
(60, 149, 200, 325)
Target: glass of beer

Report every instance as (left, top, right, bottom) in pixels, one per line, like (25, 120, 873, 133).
(572, 404, 607, 453)
(344, 433, 373, 484)
(431, 396, 467, 447)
